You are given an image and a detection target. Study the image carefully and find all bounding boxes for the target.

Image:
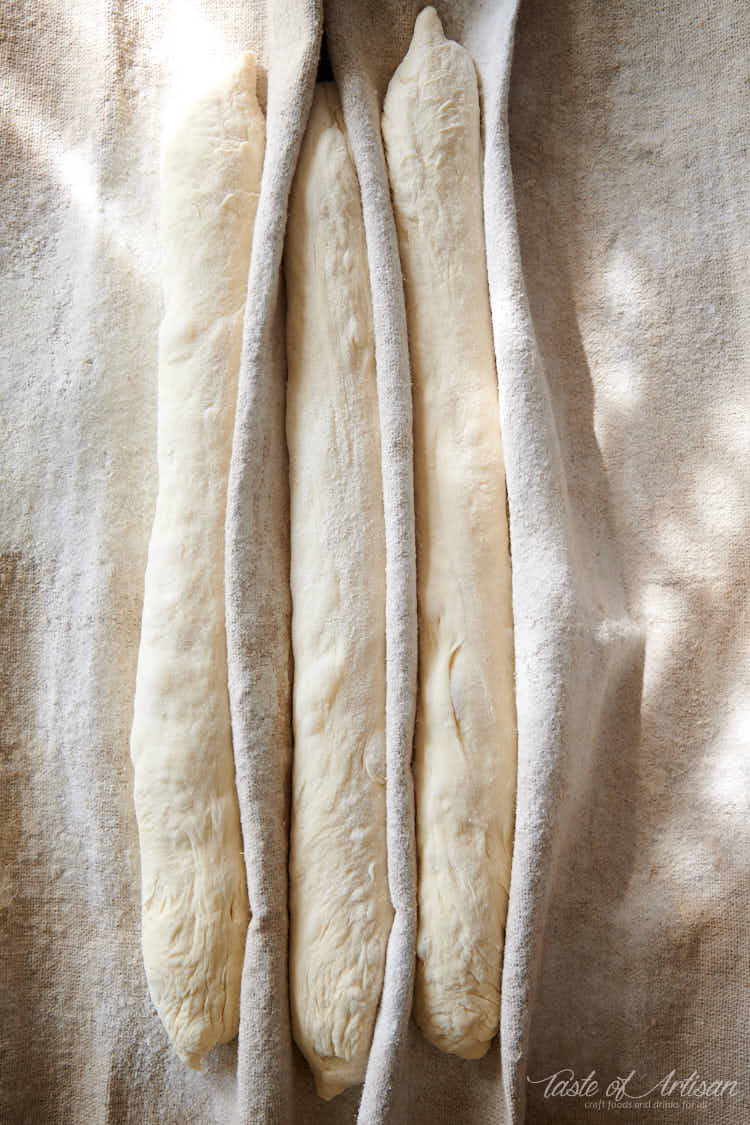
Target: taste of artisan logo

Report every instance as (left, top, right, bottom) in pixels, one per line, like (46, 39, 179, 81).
(527, 1066, 739, 1112)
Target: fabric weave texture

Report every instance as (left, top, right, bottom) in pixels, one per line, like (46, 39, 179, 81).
(1, 1, 748, 1123)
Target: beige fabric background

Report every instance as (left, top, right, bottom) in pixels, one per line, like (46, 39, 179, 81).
(1, 1, 748, 1124)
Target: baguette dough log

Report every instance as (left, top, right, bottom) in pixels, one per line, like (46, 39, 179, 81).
(130, 54, 264, 1068)
(382, 8, 516, 1059)
(285, 83, 393, 1101)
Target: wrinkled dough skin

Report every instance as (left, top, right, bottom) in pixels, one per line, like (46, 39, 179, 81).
(382, 8, 517, 1059)
(130, 54, 264, 1068)
(285, 84, 393, 1101)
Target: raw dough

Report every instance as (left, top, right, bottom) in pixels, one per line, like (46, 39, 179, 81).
(382, 8, 516, 1059)
(130, 54, 264, 1068)
(285, 83, 393, 1100)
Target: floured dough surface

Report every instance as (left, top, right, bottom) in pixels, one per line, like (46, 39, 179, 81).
(382, 8, 516, 1059)
(130, 54, 264, 1068)
(285, 83, 393, 1101)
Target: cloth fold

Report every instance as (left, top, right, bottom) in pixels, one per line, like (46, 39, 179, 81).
(223, 4, 321, 1124)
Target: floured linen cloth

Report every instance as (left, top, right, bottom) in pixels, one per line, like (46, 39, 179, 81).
(1, 1, 747, 1123)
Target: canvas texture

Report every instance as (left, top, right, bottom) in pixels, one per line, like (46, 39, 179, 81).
(1, 1, 747, 1123)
